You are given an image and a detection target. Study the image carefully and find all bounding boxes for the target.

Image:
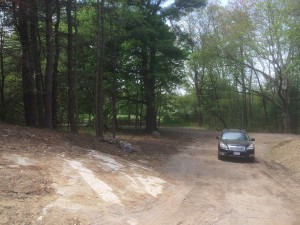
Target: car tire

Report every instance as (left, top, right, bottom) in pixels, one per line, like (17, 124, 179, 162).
(249, 157, 255, 163)
(218, 153, 223, 160)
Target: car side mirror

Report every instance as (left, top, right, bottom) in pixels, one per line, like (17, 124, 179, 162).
(250, 138, 255, 141)
(216, 135, 221, 139)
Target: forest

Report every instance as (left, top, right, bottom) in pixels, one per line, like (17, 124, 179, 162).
(0, 0, 300, 136)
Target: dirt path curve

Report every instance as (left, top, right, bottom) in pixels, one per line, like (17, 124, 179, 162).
(135, 131, 300, 225)
(1, 128, 300, 225)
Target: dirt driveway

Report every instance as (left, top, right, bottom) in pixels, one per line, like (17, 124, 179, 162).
(1, 124, 300, 225)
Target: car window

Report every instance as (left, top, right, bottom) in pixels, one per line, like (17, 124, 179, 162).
(221, 132, 249, 140)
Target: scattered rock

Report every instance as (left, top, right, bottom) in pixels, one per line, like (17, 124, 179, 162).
(119, 141, 133, 153)
(103, 136, 118, 144)
(152, 131, 161, 138)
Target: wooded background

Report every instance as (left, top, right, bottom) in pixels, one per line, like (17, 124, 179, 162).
(0, 0, 299, 136)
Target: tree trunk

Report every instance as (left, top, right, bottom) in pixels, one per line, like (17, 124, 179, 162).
(194, 69, 204, 126)
(278, 72, 292, 133)
(142, 48, 157, 133)
(0, 16, 5, 121)
(52, 0, 61, 129)
(282, 107, 292, 133)
(95, 0, 105, 138)
(44, 0, 55, 128)
(239, 46, 248, 129)
(111, 41, 118, 138)
(66, 0, 78, 133)
(13, 0, 37, 126)
(248, 68, 253, 128)
(28, 0, 44, 127)
(281, 86, 292, 133)
(209, 72, 227, 128)
(135, 83, 142, 130)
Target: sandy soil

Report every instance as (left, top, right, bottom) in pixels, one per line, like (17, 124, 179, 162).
(0, 123, 300, 225)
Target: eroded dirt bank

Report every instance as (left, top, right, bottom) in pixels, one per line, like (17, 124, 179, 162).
(1, 124, 300, 225)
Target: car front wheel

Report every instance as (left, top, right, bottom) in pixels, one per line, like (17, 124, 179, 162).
(218, 153, 223, 160)
(249, 157, 255, 163)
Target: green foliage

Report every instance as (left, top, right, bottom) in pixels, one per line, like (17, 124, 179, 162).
(175, 0, 300, 132)
(159, 93, 197, 126)
(2, 0, 300, 133)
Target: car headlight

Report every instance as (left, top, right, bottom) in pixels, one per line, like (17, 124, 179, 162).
(246, 144, 254, 150)
(220, 142, 229, 150)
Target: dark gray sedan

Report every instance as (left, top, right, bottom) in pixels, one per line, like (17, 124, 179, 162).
(217, 129, 255, 162)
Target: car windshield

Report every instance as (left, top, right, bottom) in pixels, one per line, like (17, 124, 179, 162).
(222, 132, 249, 141)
